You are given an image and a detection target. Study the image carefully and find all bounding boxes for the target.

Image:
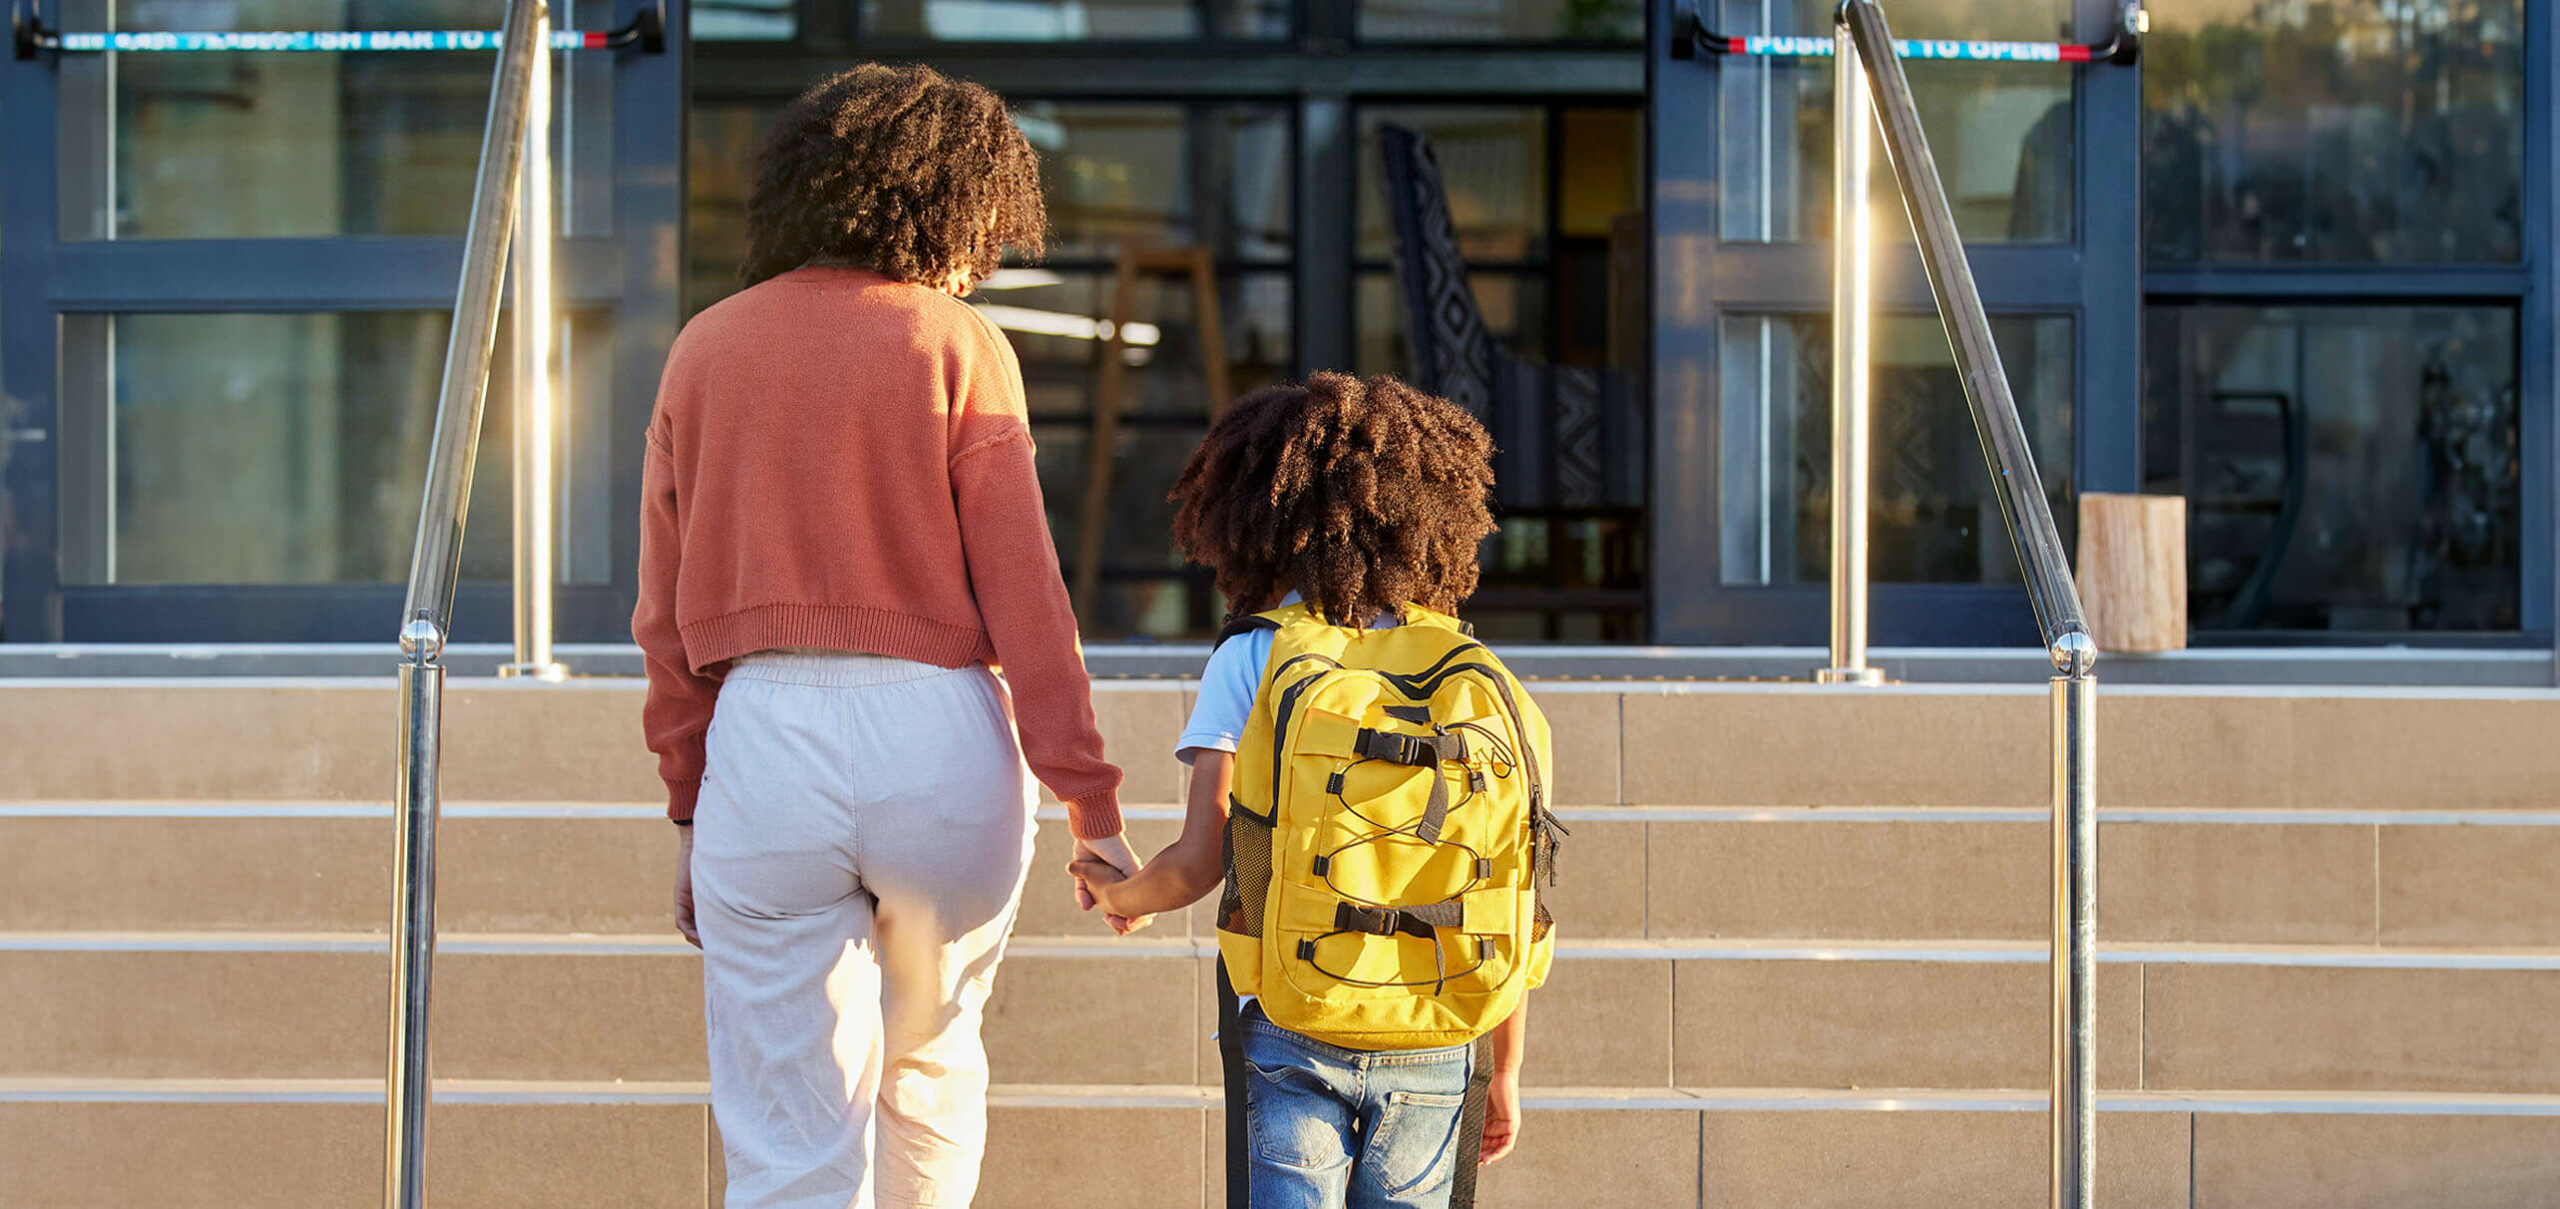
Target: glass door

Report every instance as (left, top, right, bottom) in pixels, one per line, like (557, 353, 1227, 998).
(1649, 0, 2143, 645)
(1, 0, 685, 642)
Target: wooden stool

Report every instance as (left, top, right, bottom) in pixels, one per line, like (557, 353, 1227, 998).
(1073, 245, 1230, 631)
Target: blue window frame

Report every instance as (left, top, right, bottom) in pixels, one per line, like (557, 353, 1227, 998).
(1, 0, 687, 642)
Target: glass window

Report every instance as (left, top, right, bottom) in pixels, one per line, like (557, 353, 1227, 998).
(58, 312, 543, 586)
(688, 101, 1292, 314)
(1021, 104, 1293, 264)
(1358, 107, 1548, 264)
(694, 0, 799, 41)
(858, 0, 1288, 40)
(1359, 0, 1642, 41)
(1718, 313, 2073, 586)
(999, 270, 1294, 638)
(59, 0, 582, 240)
(2143, 0, 2524, 264)
(2142, 305, 2519, 633)
(1714, 0, 2074, 243)
(1357, 273, 1548, 374)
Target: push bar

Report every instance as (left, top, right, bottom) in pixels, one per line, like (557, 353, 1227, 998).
(1671, 0, 2144, 66)
(15, 1, 663, 58)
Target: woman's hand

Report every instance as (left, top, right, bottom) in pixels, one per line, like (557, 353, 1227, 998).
(673, 826, 701, 948)
(1072, 834, 1154, 935)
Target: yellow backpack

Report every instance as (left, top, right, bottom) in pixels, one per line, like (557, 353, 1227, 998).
(1214, 602, 1561, 1051)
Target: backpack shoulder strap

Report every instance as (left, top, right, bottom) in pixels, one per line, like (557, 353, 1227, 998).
(1213, 612, 1282, 649)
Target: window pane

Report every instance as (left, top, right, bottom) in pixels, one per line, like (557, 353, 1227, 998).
(1359, 107, 1547, 263)
(688, 101, 1292, 314)
(62, 0, 578, 240)
(2144, 1, 2523, 264)
(1357, 272, 1548, 376)
(2143, 305, 2519, 632)
(695, 0, 799, 41)
(1021, 104, 1294, 263)
(1714, 0, 2073, 244)
(1719, 313, 2073, 586)
(1359, 0, 1642, 41)
(859, 0, 1288, 40)
(65, 313, 523, 585)
(997, 269, 1291, 639)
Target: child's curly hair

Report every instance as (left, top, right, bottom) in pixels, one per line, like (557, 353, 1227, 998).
(739, 64, 1045, 290)
(1170, 372, 1497, 627)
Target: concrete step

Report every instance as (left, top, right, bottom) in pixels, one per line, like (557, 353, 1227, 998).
(14, 936, 2560, 1096)
(16, 800, 2560, 949)
(8, 679, 2560, 815)
(10, 1082, 2560, 1208)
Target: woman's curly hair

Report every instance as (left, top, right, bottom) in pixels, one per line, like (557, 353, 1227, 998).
(1170, 372, 1497, 628)
(739, 64, 1045, 290)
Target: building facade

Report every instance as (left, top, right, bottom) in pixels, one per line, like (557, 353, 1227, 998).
(2, 0, 2551, 666)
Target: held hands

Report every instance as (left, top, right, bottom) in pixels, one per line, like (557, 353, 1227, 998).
(1070, 834, 1155, 935)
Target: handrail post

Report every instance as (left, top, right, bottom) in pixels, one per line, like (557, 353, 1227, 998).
(389, 1, 545, 1204)
(2051, 639, 2099, 1209)
(386, 623, 445, 1209)
(1817, 20, 1883, 686)
(501, 0, 566, 682)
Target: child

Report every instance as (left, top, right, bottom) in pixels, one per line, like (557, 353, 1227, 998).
(1073, 371, 1545, 1209)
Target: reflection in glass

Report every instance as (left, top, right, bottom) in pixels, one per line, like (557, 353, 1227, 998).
(1020, 104, 1293, 263)
(695, 0, 798, 40)
(860, 0, 1287, 40)
(2143, 305, 2518, 632)
(1357, 273, 1547, 375)
(1718, 313, 2072, 586)
(69, 313, 514, 585)
(1002, 271, 1293, 639)
(73, 0, 552, 239)
(2143, 0, 2523, 264)
(1714, 0, 2073, 243)
(1358, 107, 1547, 263)
(688, 101, 1292, 314)
(1358, 0, 1641, 41)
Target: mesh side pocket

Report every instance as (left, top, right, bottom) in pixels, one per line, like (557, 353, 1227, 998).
(1220, 805, 1276, 937)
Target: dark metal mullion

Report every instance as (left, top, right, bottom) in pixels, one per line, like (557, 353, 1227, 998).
(1707, 242, 2085, 311)
(46, 238, 630, 311)
(1647, 8, 1721, 644)
(2527, 0, 2556, 654)
(2142, 267, 2532, 299)
(610, 0, 691, 630)
(1295, 94, 1353, 374)
(688, 47, 1642, 99)
(2073, 0, 2141, 498)
(1, 18, 62, 640)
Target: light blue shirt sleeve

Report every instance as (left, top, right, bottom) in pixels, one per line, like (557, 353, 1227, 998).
(1175, 628, 1274, 764)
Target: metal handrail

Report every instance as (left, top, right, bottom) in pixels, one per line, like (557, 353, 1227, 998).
(389, 1, 546, 1205)
(1829, 4, 2101, 1207)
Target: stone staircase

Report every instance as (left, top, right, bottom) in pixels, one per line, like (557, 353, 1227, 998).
(6, 676, 2560, 1206)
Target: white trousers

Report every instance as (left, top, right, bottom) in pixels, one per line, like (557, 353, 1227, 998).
(693, 652, 1038, 1209)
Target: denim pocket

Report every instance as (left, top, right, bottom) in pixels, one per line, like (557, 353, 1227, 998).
(1244, 1057, 1344, 1171)
(1363, 1088, 1467, 1198)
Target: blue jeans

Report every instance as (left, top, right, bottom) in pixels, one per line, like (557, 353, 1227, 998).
(1240, 1004, 1473, 1209)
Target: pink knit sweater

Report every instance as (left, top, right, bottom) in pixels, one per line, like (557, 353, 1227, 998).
(632, 266, 1124, 838)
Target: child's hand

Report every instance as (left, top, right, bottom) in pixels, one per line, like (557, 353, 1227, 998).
(1479, 1071, 1520, 1165)
(1067, 858, 1153, 935)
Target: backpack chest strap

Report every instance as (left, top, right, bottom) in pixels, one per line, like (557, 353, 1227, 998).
(1353, 727, 1467, 844)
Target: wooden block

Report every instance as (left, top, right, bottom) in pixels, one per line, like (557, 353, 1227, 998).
(2077, 493, 2187, 652)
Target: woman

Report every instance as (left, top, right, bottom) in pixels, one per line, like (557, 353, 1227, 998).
(633, 64, 1142, 1208)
